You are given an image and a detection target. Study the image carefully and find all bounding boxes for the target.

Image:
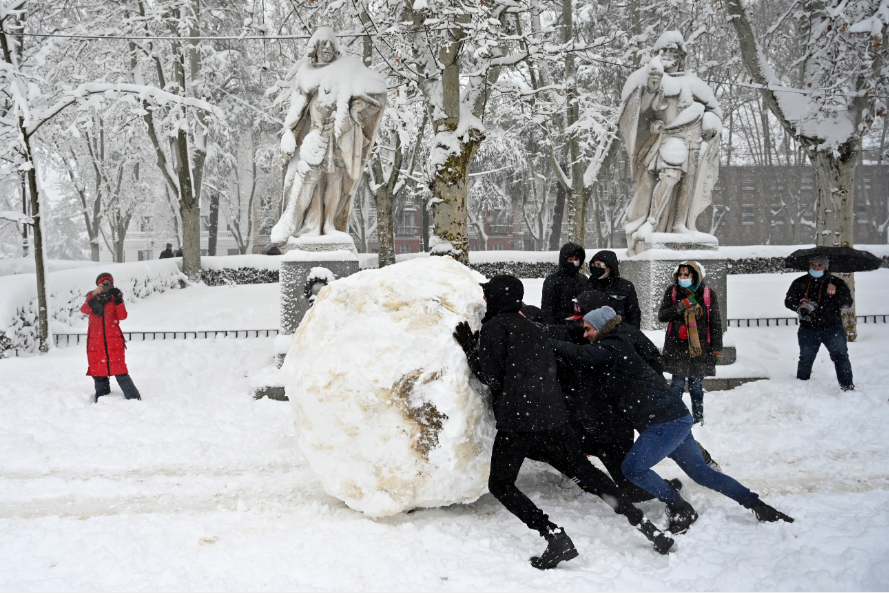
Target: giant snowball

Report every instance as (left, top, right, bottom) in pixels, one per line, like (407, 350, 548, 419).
(281, 256, 495, 517)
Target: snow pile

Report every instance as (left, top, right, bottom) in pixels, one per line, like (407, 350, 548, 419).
(281, 256, 494, 517)
(0, 260, 184, 355)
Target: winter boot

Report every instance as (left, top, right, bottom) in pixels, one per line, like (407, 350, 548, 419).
(530, 527, 578, 570)
(665, 489, 698, 534)
(751, 501, 794, 523)
(696, 444, 723, 473)
(635, 517, 674, 555)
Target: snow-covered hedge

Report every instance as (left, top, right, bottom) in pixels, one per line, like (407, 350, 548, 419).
(0, 260, 185, 357)
(0, 258, 99, 277)
(200, 255, 280, 286)
(193, 246, 889, 286)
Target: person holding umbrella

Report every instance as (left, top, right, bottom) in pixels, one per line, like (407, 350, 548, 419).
(784, 254, 855, 390)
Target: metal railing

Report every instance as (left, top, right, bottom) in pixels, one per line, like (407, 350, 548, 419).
(54, 329, 279, 347)
(728, 315, 888, 327)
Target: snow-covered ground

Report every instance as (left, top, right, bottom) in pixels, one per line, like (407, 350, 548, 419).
(1, 275, 888, 590)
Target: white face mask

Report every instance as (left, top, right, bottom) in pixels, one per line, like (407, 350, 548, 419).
(573, 261, 581, 268)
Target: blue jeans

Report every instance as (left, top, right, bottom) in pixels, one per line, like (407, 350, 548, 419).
(621, 415, 759, 508)
(670, 375, 704, 407)
(797, 324, 853, 387)
(94, 374, 141, 400)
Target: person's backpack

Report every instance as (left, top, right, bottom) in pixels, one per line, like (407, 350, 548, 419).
(667, 285, 711, 343)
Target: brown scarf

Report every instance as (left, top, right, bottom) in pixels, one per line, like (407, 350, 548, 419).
(685, 303, 704, 358)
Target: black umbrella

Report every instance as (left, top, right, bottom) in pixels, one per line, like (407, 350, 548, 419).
(784, 246, 882, 273)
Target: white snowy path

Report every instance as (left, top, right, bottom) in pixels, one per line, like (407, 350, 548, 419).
(1, 282, 889, 590)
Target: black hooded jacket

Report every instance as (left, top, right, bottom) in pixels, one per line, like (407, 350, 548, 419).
(551, 320, 689, 431)
(586, 250, 642, 329)
(468, 275, 569, 432)
(541, 242, 588, 324)
(784, 272, 853, 331)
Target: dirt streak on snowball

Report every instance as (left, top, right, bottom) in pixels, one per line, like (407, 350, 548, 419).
(281, 256, 495, 517)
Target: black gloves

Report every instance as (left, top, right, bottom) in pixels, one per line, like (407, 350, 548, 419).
(453, 321, 479, 356)
(109, 287, 123, 305)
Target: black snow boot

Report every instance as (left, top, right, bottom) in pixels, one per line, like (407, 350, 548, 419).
(635, 517, 674, 555)
(752, 501, 794, 523)
(665, 489, 698, 534)
(530, 527, 578, 570)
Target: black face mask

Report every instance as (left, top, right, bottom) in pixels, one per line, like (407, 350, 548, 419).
(589, 266, 607, 280)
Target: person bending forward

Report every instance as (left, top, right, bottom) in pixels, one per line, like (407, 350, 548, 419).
(551, 306, 794, 535)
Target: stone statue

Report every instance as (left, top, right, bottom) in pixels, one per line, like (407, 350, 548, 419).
(619, 31, 723, 256)
(271, 28, 387, 248)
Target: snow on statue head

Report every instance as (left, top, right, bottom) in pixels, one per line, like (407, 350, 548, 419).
(306, 27, 341, 66)
(270, 28, 387, 249)
(652, 30, 687, 72)
(280, 256, 495, 517)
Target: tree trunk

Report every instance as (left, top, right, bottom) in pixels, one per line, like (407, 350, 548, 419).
(811, 149, 858, 341)
(374, 184, 396, 267)
(430, 136, 479, 264)
(562, 0, 586, 247)
(548, 175, 566, 250)
(26, 164, 49, 353)
(207, 191, 219, 256)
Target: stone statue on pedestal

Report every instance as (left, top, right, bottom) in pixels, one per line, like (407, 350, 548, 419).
(271, 28, 387, 249)
(619, 31, 723, 256)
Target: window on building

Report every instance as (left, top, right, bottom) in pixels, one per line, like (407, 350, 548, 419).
(137, 250, 152, 261)
(227, 248, 240, 256)
(770, 204, 785, 225)
(201, 249, 208, 256)
(856, 202, 869, 223)
(200, 216, 209, 232)
(742, 204, 755, 225)
(741, 172, 756, 191)
(492, 242, 503, 251)
(139, 217, 151, 232)
(489, 211, 510, 235)
(400, 243, 412, 254)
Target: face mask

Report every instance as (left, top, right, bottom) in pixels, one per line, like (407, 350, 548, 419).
(678, 278, 693, 288)
(573, 261, 581, 268)
(809, 269, 824, 278)
(589, 266, 607, 279)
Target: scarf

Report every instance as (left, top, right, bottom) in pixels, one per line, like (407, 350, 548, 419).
(681, 288, 703, 358)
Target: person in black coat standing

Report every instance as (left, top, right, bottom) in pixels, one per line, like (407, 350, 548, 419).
(540, 242, 587, 324)
(453, 275, 673, 569)
(551, 307, 794, 535)
(784, 255, 854, 390)
(657, 261, 723, 424)
(159, 244, 175, 259)
(586, 250, 642, 328)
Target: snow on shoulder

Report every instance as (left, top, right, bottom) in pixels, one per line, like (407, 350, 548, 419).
(280, 256, 494, 517)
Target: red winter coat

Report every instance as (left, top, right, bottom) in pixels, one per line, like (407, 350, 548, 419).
(80, 294, 129, 377)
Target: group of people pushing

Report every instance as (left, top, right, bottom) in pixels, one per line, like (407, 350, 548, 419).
(452, 243, 799, 570)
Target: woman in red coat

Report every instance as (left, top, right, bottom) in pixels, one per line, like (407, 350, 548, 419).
(80, 272, 142, 403)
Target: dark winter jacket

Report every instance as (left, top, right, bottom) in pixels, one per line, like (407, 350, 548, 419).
(551, 318, 689, 431)
(541, 242, 588, 324)
(469, 275, 569, 432)
(657, 262, 723, 378)
(80, 291, 129, 377)
(586, 250, 642, 328)
(547, 320, 664, 441)
(159, 249, 175, 259)
(784, 272, 853, 331)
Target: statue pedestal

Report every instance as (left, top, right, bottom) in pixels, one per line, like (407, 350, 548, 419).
(252, 244, 360, 400)
(620, 244, 768, 391)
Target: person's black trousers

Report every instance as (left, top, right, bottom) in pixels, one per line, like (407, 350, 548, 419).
(575, 424, 656, 503)
(94, 374, 141, 400)
(488, 424, 641, 535)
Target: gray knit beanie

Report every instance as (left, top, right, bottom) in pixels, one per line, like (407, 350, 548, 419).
(583, 306, 617, 331)
(809, 255, 829, 269)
